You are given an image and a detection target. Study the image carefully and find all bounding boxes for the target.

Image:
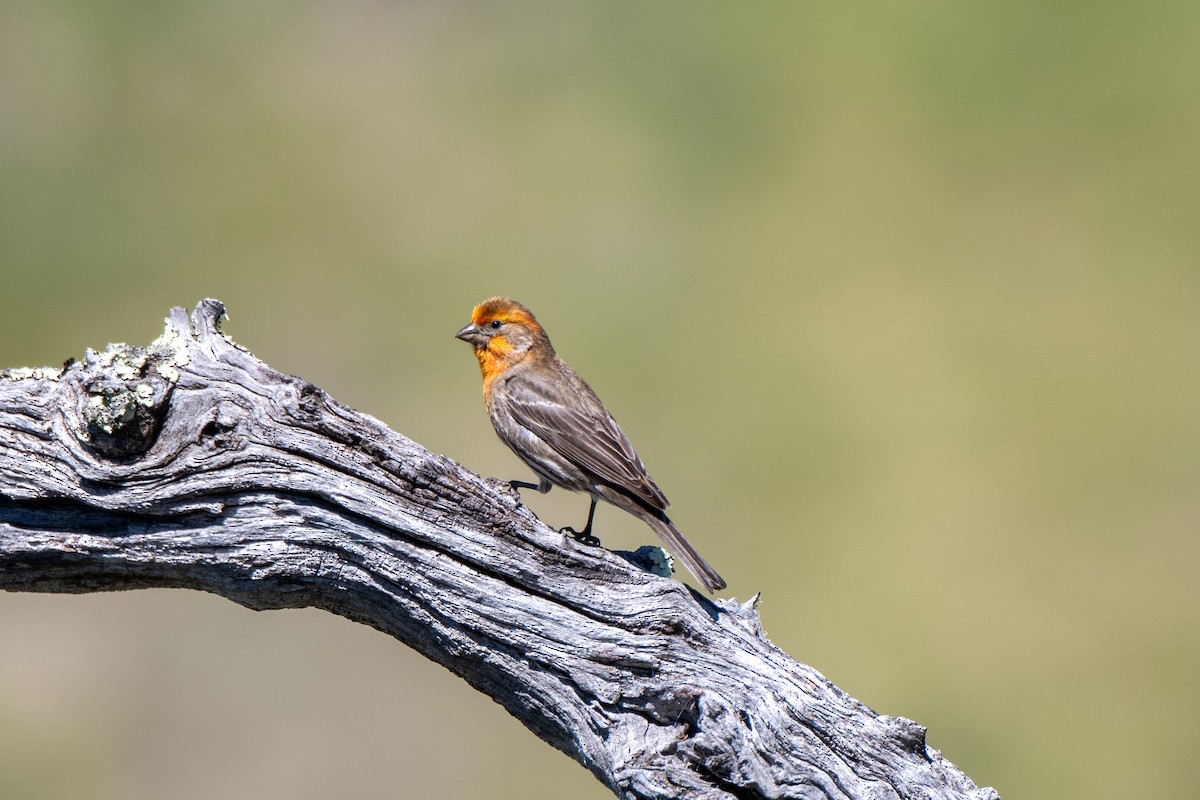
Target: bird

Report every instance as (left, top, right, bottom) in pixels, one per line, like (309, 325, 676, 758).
(455, 296, 726, 593)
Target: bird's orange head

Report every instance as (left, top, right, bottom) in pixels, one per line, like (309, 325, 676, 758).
(455, 297, 553, 387)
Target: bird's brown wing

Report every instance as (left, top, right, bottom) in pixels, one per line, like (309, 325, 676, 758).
(503, 367, 669, 512)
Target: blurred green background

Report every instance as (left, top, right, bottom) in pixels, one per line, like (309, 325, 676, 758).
(2, 3, 1198, 798)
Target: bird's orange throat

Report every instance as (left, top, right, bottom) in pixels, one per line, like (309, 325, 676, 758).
(473, 336, 516, 391)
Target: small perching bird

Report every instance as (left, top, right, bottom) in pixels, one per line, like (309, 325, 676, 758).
(456, 296, 726, 593)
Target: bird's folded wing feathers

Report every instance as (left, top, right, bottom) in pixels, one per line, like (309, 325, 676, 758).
(504, 371, 669, 511)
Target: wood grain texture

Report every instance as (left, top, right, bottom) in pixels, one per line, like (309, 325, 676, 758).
(0, 300, 998, 800)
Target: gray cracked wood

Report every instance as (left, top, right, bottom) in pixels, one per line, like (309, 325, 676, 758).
(0, 299, 999, 800)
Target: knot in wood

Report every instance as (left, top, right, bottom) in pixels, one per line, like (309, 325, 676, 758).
(74, 336, 184, 459)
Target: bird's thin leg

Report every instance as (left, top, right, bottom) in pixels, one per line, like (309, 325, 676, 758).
(510, 477, 554, 497)
(561, 498, 601, 547)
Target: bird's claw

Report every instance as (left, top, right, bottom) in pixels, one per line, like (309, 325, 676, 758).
(561, 527, 602, 547)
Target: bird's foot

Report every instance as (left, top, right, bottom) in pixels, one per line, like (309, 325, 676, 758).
(561, 526, 602, 547)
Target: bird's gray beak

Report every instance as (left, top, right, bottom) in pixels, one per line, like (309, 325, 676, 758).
(455, 323, 485, 346)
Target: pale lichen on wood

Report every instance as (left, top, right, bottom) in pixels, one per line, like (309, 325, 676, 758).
(0, 299, 999, 800)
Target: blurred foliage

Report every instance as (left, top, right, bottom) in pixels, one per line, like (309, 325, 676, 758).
(2, 3, 1199, 799)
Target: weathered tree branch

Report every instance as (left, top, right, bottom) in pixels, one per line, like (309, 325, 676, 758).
(0, 300, 997, 800)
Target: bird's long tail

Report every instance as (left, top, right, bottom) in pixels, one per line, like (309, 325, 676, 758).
(644, 514, 727, 593)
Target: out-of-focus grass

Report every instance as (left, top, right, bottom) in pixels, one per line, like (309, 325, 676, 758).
(2, 4, 1198, 799)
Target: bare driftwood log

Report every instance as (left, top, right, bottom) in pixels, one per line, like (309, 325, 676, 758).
(0, 300, 998, 800)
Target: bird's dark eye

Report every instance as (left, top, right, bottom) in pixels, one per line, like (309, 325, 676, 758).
(489, 319, 503, 329)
